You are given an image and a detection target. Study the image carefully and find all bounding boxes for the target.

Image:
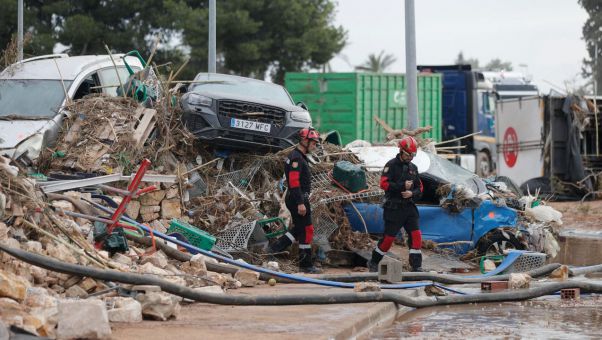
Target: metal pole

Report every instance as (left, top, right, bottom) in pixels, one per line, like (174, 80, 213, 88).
(208, 0, 216, 73)
(17, 0, 23, 61)
(595, 42, 599, 156)
(405, 0, 418, 129)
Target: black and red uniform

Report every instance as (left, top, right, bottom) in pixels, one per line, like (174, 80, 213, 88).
(283, 148, 314, 247)
(268, 147, 316, 270)
(370, 154, 424, 271)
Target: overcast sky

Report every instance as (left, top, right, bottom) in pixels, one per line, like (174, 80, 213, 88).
(329, 0, 589, 94)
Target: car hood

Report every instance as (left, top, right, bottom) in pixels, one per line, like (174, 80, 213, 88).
(0, 119, 52, 149)
(187, 90, 301, 112)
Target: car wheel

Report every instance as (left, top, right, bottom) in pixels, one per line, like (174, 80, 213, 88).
(476, 151, 492, 177)
(476, 229, 523, 256)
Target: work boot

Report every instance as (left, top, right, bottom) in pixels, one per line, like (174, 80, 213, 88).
(299, 247, 322, 274)
(268, 233, 293, 254)
(367, 249, 384, 272)
(409, 252, 423, 272)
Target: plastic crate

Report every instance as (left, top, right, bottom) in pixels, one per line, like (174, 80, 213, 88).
(505, 252, 547, 273)
(167, 219, 216, 251)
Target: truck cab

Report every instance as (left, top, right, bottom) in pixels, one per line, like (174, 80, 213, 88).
(418, 65, 496, 176)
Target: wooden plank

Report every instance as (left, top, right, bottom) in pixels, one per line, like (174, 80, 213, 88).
(64, 117, 84, 144)
(132, 108, 156, 148)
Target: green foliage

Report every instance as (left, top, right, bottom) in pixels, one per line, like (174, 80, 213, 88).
(579, 0, 602, 94)
(454, 51, 513, 72)
(0, 0, 346, 84)
(355, 50, 397, 73)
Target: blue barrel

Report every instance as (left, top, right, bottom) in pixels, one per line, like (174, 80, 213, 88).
(343, 203, 385, 234)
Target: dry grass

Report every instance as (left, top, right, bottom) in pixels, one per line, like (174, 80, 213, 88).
(1, 32, 32, 71)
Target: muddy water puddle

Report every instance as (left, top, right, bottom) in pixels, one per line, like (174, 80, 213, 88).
(373, 298, 602, 339)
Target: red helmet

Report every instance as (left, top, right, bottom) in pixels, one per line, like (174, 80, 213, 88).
(299, 127, 320, 143)
(398, 136, 418, 156)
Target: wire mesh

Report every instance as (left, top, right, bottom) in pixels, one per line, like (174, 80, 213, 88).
(215, 160, 262, 192)
(317, 190, 384, 206)
(313, 209, 339, 245)
(311, 171, 333, 190)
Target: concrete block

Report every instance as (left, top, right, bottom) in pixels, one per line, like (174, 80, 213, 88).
(378, 256, 403, 283)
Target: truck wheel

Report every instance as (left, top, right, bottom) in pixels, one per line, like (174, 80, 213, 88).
(476, 151, 492, 177)
(476, 229, 523, 256)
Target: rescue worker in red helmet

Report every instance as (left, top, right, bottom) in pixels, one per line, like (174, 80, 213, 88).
(367, 136, 424, 272)
(268, 127, 322, 273)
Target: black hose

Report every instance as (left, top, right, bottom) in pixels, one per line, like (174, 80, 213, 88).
(307, 263, 562, 284)
(3, 244, 602, 307)
(122, 234, 565, 285)
(570, 264, 602, 277)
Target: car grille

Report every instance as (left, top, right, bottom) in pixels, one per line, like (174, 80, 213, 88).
(182, 113, 207, 132)
(218, 100, 286, 126)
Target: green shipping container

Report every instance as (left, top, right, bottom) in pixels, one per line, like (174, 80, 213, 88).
(285, 72, 442, 145)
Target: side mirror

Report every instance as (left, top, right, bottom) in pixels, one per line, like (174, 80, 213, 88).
(296, 101, 309, 111)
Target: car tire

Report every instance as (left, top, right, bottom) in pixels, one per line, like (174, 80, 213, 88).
(476, 229, 524, 256)
(476, 151, 492, 177)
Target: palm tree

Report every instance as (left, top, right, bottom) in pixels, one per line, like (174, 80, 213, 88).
(355, 51, 397, 73)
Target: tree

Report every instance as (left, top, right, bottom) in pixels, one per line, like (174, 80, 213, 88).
(453, 51, 513, 71)
(579, 0, 602, 95)
(484, 58, 513, 71)
(355, 50, 397, 73)
(1, 0, 347, 84)
(454, 51, 480, 70)
(178, 0, 347, 83)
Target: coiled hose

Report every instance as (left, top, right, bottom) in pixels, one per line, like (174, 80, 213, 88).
(3, 244, 602, 307)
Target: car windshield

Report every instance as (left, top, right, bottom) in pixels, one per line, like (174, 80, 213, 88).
(422, 152, 486, 194)
(0, 79, 72, 118)
(190, 75, 294, 107)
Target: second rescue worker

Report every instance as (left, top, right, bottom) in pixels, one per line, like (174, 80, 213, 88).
(367, 136, 424, 272)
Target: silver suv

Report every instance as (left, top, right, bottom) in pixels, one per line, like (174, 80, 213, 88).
(0, 54, 143, 162)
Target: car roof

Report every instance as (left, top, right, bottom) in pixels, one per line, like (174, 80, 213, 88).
(0, 54, 142, 81)
(193, 72, 283, 87)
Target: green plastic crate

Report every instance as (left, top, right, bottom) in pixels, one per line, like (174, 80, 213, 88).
(167, 219, 216, 251)
(332, 161, 367, 193)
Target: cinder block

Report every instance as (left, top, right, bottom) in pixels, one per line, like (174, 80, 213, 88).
(481, 281, 509, 292)
(378, 256, 404, 283)
(560, 288, 580, 300)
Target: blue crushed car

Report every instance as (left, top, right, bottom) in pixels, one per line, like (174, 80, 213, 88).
(342, 148, 525, 255)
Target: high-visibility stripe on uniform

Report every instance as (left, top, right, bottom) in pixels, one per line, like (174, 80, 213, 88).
(289, 170, 300, 188)
(285, 232, 295, 242)
(304, 224, 314, 244)
(380, 176, 390, 191)
(378, 235, 395, 252)
(410, 230, 422, 249)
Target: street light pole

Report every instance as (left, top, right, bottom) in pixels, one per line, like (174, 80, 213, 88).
(18, 0, 23, 61)
(208, 0, 216, 73)
(405, 0, 418, 130)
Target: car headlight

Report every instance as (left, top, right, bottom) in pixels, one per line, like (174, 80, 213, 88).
(290, 111, 312, 123)
(187, 93, 213, 107)
(14, 133, 45, 160)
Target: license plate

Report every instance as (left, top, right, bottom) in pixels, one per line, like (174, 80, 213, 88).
(230, 118, 271, 133)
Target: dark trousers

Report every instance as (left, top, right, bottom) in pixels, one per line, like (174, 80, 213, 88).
(285, 198, 314, 245)
(371, 203, 422, 269)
